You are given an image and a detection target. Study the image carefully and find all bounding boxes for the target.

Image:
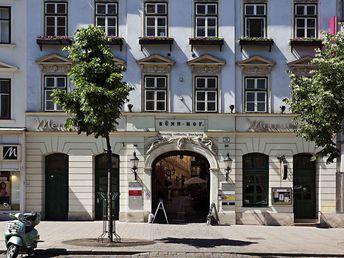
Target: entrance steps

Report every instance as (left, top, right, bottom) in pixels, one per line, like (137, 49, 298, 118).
(294, 219, 320, 227)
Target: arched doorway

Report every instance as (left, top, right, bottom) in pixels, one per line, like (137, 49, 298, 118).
(95, 154, 120, 220)
(152, 151, 210, 223)
(45, 153, 69, 220)
(293, 153, 316, 220)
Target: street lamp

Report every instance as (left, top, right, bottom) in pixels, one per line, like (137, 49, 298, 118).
(224, 153, 233, 181)
(130, 151, 139, 180)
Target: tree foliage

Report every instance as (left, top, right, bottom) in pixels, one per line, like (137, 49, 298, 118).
(52, 25, 132, 138)
(285, 32, 344, 163)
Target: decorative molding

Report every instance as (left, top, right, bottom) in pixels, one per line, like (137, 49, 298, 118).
(243, 0, 267, 3)
(36, 54, 72, 73)
(0, 61, 18, 72)
(187, 54, 225, 75)
(287, 56, 316, 76)
(294, 0, 318, 3)
(137, 54, 175, 73)
(113, 57, 126, 67)
(237, 55, 275, 75)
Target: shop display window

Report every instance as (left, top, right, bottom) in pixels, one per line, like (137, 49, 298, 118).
(0, 171, 20, 210)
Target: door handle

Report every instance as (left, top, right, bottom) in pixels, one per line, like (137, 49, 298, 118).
(97, 198, 99, 204)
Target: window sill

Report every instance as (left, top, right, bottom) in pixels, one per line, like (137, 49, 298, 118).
(239, 38, 274, 52)
(290, 38, 323, 51)
(107, 37, 124, 51)
(0, 44, 16, 48)
(139, 37, 174, 51)
(189, 37, 224, 51)
(36, 37, 73, 51)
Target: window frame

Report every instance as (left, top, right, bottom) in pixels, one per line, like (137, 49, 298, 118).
(0, 79, 10, 119)
(294, 3, 317, 38)
(244, 76, 268, 113)
(144, 2, 168, 37)
(95, 1, 118, 37)
(44, 1, 68, 37)
(243, 3, 267, 38)
(194, 75, 218, 113)
(43, 75, 67, 112)
(0, 6, 11, 44)
(144, 75, 167, 112)
(194, 2, 218, 37)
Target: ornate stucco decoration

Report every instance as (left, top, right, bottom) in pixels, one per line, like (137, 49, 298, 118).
(0, 61, 18, 72)
(287, 56, 315, 76)
(146, 134, 216, 155)
(187, 54, 226, 75)
(36, 54, 72, 73)
(113, 57, 126, 67)
(237, 55, 275, 75)
(137, 54, 175, 73)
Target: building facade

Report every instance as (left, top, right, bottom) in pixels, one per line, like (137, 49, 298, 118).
(1, 0, 344, 226)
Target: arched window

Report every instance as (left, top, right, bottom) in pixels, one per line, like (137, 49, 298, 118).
(243, 153, 269, 207)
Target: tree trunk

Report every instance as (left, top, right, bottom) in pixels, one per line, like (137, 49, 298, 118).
(105, 135, 113, 242)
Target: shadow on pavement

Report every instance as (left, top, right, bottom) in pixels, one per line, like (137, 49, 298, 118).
(157, 238, 257, 248)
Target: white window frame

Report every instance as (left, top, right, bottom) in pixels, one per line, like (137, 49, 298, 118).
(244, 3, 266, 38)
(44, 2, 68, 37)
(144, 76, 167, 112)
(195, 76, 218, 113)
(44, 75, 67, 111)
(244, 77, 268, 113)
(95, 2, 118, 37)
(294, 4, 317, 38)
(0, 79, 10, 119)
(0, 7, 10, 44)
(195, 3, 218, 37)
(144, 2, 168, 37)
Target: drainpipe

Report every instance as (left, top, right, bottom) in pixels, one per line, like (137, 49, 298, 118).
(20, 130, 26, 213)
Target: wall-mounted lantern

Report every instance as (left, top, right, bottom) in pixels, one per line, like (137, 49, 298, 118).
(224, 153, 233, 181)
(130, 151, 139, 180)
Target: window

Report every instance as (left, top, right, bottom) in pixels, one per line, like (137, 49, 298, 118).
(44, 76, 66, 111)
(243, 153, 269, 207)
(95, 2, 118, 37)
(44, 2, 67, 36)
(244, 3, 266, 38)
(144, 76, 167, 111)
(294, 4, 317, 38)
(244, 77, 268, 112)
(195, 3, 217, 37)
(0, 171, 20, 210)
(0, 7, 10, 43)
(144, 2, 167, 37)
(0, 79, 10, 119)
(195, 76, 218, 112)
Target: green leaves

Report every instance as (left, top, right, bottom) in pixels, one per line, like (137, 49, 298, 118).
(52, 25, 133, 138)
(285, 32, 344, 163)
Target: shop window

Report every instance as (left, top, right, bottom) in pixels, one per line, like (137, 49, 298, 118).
(0, 171, 20, 210)
(195, 2, 218, 37)
(0, 79, 10, 119)
(144, 2, 168, 37)
(244, 77, 268, 112)
(95, 1, 118, 37)
(195, 76, 218, 112)
(0, 7, 10, 43)
(244, 3, 267, 38)
(294, 4, 317, 38)
(144, 75, 167, 112)
(44, 75, 67, 111)
(44, 1, 68, 36)
(243, 153, 269, 207)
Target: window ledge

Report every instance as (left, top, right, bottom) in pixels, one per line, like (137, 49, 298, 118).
(290, 38, 323, 51)
(107, 37, 124, 51)
(139, 37, 174, 51)
(239, 37, 274, 52)
(0, 44, 16, 48)
(0, 119, 16, 124)
(189, 37, 224, 51)
(36, 37, 73, 51)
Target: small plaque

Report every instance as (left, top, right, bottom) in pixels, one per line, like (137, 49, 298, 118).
(272, 187, 292, 205)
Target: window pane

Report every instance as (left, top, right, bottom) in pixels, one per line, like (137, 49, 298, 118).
(307, 29, 315, 38)
(158, 29, 166, 36)
(57, 78, 66, 88)
(257, 92, 266, 101)
(247, 18, 264, 37)
(0, 81, 10, 93)
(197, 18, 205, 26)
(46, 17, 55, 26)
(307, 5, 316, 15)
(207, 78, 216, 88)
(207, 28, 216, 37)
(256, 5, 265, 15)
(257, 79, 266, 89)
(96, 17, 105, 26)
(246, 103, 254, 111)
(207, 92, 216, 101)
(296, 5, 305, 15)
(297, 19, 305, 27)
(108, 28, 116, 36)
(146, 101, 154, 111)
(245, 5, 254, 15)
(108, 4, 117, 15)
(197, 92, 205, 100)
(0, 8, 9, 19)
(197, 102, 205, 111)
(57, 27, 65, 36)
(157, 18, 166, 26)
(208, 18, 216, 26)
(146, 78, 155, 88)
(246, 92, 254, 101)
(207, 102, 215, 111)
(157, 91, 165, 100)
(196, 4, 206, 14)
(257, 103, 266, 112)
(156, 78, 166, 88)
(97, 4, 106, 14)
(0, 21, 9, 43)
(246, 79, 255, 89)
(307, 19, 315, 28)
(157, 4, 166, 14)
(146, 91, 154, 100)
(147, 18, 155, 26)
(57, 17, 65, 26)
(46, 78, 55, 88)
(197, 28, 205, 37)
(146, 28, 155, 36)
(207, 4, 217, 14)
(0, 95, 9, 118)
(297, 29, 305, 38)
(108, 18, 116, 27)
(46, 4, 55, 14)
(157, 102, 165, 111)
(146, 4, 155, 14)
(196, 78, 205, 88)
(57, 4, 66, 14)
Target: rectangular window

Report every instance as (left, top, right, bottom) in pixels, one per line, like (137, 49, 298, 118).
(0, 7, 10, 43)
(195, 76, 218, 112)
(44, 2, 67, 36)
(144, 2, 168, 37)
(0, 171, 20, 210)
(244, 3, 266, 38)
(294, 4, 317, 38)
(243, 171, 268, 207)
(44, 76, 66, 111)
(95, 2, 118, 37)
(195, 3, 217, 37)
(244, 77, 268, 112)
(144, 76, 167, 111)
(0, 79, 10, 119)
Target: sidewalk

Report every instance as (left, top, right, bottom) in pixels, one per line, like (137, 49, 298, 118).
(0, 221, 344, 256)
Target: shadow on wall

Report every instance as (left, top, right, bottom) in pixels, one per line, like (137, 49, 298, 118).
(236, 211, 282, 226)
(68, 189, 93, 221)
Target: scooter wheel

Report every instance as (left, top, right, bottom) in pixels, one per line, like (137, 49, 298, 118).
(6, 244, 19, 258)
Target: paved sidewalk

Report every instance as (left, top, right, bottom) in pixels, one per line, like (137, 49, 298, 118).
(0, 221, 344, 256)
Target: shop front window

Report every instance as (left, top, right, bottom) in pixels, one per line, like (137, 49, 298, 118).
(0, 171, 20, 210)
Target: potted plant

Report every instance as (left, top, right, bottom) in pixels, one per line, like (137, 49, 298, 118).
(36, 35, 73, 50)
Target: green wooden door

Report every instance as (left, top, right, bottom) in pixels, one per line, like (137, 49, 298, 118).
(45, 154, 69, 220)
(95, 154, 119, 220)
(293, 154, 316, 219)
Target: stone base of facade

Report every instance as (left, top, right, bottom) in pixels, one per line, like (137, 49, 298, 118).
(218, 212, 236, 225)
(319, 213, 344, 228)
(119, 211, 148, 222)
(68, 212, 92, 221)
(236, 211, 294, 226)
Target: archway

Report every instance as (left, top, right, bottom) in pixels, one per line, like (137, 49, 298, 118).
(152, 151, 210, 223)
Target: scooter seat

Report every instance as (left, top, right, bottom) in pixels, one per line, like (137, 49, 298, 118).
(25, 212, 37, 222)
(25, 225, 35, 233)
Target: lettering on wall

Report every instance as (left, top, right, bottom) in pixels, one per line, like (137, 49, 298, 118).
(248, 120, 296, 132)
(0, 145, 21, 161)
(156, 119, 207, 131)
(35, 119, 67, 132)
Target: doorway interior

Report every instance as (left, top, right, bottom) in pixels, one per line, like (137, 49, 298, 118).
(152, 151, 210, 224)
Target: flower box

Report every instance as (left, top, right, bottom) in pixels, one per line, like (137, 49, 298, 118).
(189, 37, 224, 51)
(36, 36, 73, 51)
(139, 37, 174, 51)
(239, 37, 274, 52)
(289, 38, 323, 51)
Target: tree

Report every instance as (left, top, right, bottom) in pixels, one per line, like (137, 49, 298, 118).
(285, 31, 344, 163)
(52, 25, 132, 242)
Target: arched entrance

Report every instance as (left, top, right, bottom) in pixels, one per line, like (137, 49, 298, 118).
(45, 153, 69, 220)
(152, 151, 210, 223)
